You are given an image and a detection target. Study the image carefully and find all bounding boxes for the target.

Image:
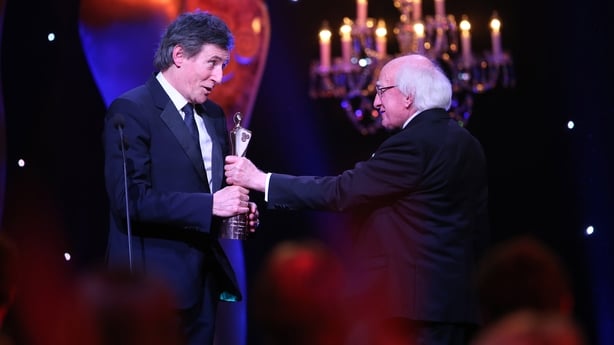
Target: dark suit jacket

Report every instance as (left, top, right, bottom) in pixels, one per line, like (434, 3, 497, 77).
(103, 75, 241, 309)
(268, 108, 489, 324)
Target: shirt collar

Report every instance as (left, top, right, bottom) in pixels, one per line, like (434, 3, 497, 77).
(402, 110, 421, 129)
(156, 72, 190, 112)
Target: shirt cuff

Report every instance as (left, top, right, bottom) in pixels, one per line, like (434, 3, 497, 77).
(264, 173, 272, 202)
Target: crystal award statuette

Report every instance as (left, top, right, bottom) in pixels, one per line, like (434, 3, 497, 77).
(220, 112, 252, 240)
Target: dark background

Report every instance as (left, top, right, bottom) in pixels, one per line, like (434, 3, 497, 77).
(1, 0, 613, 344)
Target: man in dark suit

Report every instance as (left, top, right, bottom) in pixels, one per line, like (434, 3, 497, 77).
(102, 11, 258, 345)
(225, 54, 489, 345)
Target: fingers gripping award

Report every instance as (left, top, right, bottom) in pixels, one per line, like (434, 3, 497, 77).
(220, 112, 252, 240)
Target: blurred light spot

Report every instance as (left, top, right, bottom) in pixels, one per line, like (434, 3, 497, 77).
(585, 225, 594, 235)
(567, 120, 574, 129)
(358, 57, 373, 68)
(64, 252, 71, 261)
(48, 32, 56, 42)
(252, 17, 262, 34)
(17, 159, 25, 167)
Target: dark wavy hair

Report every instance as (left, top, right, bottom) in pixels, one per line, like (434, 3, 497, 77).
(153, 10, 234, 71)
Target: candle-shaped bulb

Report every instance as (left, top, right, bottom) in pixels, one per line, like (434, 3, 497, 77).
(319, 21, 332, 71)
(459, 16, 472, 66)
(356, 0, 368, 29)
(375, 19, 387, 37)
(413, 22, 425, 38)
(340, 19, 353, 39)
(459, 17, 471, 31)
(490, 15, 501, 33)
(413, 22, 425, 53)
(340, 18, 353, 67)
(375, 19, 387, 58)
(489, 11, 502, 64)
(412, 0, 422, 22)
(319, 23, 332, 42)
(434, 0, 446, 20)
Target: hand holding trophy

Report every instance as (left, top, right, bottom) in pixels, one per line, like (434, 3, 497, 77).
(220, 112, 252, 240)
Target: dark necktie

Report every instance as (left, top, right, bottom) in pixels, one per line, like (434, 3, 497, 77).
(182, 103, 215, 190)
(182, 103, 199, 142)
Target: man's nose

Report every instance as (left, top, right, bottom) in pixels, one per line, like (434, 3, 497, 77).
(211, 65, 224, 84)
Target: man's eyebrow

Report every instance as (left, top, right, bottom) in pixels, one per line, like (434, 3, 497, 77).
(210, 55, 230, 63)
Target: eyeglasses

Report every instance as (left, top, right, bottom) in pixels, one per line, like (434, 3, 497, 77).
(375, 85, 397, 98)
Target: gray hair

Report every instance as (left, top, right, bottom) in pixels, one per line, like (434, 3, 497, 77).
(395, 54, 452, 111)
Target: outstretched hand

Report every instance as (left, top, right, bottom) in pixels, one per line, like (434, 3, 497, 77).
(224, 156, 267, 192)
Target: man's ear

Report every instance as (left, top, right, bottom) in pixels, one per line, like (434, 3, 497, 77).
(404, 94, 413, 108)
(172, 45, 184, 67)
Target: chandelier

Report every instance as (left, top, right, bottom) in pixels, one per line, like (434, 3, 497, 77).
(309, 0, 515, 135)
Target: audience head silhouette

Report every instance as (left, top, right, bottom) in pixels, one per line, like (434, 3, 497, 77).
(472, 235, 586, 345)
(475, 235, 574, 324)
(251, 240, 348, 345)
